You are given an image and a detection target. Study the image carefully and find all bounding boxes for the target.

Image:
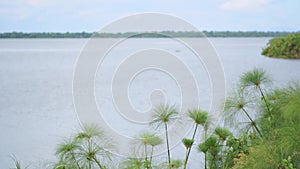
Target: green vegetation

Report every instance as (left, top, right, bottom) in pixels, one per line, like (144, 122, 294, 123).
(224, 69, 300, 168)
(238, 82, 300, 168)
(0, 31, 296, 38)
(183, 109, 208, 169)
(10, 69, 300, 169)
(133, 132, 163, 169)
(150, 104, 179, 167)
(11, 155, 29, 169)
(262, 33, 300, 59)
(0, 32, 92, 38)
(54, 124, 112, 169)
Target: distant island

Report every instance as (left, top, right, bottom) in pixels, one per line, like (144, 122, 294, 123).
(262, 33, 300, 59)
(0, 31, 298, 38)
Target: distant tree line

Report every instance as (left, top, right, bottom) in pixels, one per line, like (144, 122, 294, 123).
(0, 32, 92, 38)
(0, 31, 297, 38)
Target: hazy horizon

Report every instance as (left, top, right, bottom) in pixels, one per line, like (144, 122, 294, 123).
(0, 0, 299, 32)
(0, 29, 300, 34)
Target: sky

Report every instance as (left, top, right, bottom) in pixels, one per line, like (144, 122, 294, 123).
(0, 0, 299, 32)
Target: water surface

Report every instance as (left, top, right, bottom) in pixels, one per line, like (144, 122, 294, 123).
(0, 38, 300, 168)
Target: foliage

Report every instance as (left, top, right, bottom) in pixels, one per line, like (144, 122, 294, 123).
(132, 132, 163, 169)
(169, 160, 183, 169)
(198, 136, 221, 168)
(188, 109, 208, 126)
(150, 104, 179, 167)
(225, 134, 254, 168)
(240, 68, 272, 117)
(150, 104, 179, 128)
(54, 124, 112, 169)
(280, 156, 296, 169)
(182, 138, 194, 149)
(262, 33, 300, 59)
(224, 68, 299, 169)
(120, 157, 144, 169)
(182, 109, 208, 168)
(224, 90, 262, 136)
(215, 127, 232, 142)
(240, 68, 271, 90)
(10, 155, 29, 169)
(135, 132, 162, 149)
(232, 83, 300, 168)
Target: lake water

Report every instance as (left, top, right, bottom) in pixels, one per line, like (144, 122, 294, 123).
(1, 38, 300, 168)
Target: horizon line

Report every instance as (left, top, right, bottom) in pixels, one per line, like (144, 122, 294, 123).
(0, 30, 299, 33)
